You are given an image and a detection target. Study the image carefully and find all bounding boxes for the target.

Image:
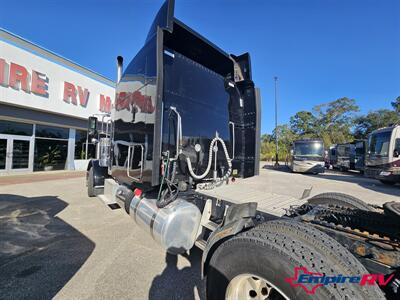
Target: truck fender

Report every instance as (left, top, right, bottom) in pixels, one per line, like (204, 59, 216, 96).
(201, 202, 257, 278)
(87, 159, 109, 187)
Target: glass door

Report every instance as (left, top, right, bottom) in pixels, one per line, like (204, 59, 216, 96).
(11, 139, 31, 170)
(0, 139, 6, 171)
(0, 135, 33, 174)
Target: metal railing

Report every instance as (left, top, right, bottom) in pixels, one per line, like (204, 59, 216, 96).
(127, 144, 145, 181)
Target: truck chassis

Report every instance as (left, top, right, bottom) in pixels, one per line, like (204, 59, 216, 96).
(88, 170, 400, 299)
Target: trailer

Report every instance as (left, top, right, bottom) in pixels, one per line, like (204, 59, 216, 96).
(365, 125, 400, 185)
(288, 139, 325, 174)
(86, 1, 400, 299)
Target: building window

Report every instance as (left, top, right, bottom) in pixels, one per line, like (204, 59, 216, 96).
(36, 124, 69, 139)
(0, 120, 33, 136)
(34, 124, 69, 171)
(75, 130, 96, 160)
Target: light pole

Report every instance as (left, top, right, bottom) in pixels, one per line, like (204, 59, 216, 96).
(274, 76, 279, 167)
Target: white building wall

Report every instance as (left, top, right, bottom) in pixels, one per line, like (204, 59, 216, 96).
(0, 39, 114, 120)
(0, 30, 115, 174)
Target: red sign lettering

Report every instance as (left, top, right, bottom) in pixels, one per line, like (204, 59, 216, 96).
(78, 86, 89, 107)
(31, 71, 48, 96)
(0, 59, 6, 86)
(0, 57, 112, 109)
(0, 59, 48, 95)
(9, 63, 29, 92)
(360, 274, 394, 286)
(63, 81, 77, 104)
(63, 82, 91, 107)
(99, 94, 111, 113)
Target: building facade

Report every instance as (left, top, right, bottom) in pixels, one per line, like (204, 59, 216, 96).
(0, 28, 115, 175)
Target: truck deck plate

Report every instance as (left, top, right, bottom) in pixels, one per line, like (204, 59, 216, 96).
(197, 178, 306, 217)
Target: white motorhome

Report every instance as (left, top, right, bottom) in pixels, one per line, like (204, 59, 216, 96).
(288, 139, 325, 174)
(365, 125, 400, 185)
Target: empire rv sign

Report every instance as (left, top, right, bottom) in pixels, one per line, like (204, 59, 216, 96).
(0, 51, 114, 119)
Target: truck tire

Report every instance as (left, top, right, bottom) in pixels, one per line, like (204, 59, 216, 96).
(308, 192, 373, 211)
(87, 167, 99, 197)
(124, 190, 134, 214)
(206, 220, 385, 300)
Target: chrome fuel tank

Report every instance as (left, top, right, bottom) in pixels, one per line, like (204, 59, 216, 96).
(129, 196, 201, 254)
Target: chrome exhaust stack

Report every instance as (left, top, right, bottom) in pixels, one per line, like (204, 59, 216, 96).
(116, 56, 123, 83)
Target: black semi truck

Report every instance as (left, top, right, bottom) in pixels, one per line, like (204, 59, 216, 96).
(86, 1, 400, 299)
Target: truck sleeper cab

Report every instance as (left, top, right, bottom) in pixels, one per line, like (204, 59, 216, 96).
(87, 0, 260, 253)
(110, 1, 259, 191)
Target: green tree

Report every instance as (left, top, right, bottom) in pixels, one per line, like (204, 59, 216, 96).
(272, 124, 297, 160)
(354, 109, 400, 139)
(289, 111, 317, 136)
(391, 96, 400, 114)
(260, 140, 275, 161)
(260, 125, 297, 161)
(261, 133, 273, 143)
(313, 97, 359, 146)
(260, 134, 276, 161)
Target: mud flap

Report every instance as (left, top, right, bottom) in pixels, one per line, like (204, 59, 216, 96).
(201, 202, 257, 278)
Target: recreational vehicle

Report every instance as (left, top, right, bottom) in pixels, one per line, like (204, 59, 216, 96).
(365, 125, 400, 185)
(288, 139, 325, 173)
(333, 143, 356, 171)
(354, 139, 366, 173)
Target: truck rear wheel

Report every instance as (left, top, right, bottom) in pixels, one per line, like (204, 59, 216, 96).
(308, 192, 373, 211)
(206, 220, 384, 300)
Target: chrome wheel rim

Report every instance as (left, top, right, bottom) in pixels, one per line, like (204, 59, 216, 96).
(226, 274, 290, 300)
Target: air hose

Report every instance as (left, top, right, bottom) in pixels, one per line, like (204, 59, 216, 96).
(168, 161, 177, 183)
(155, 152, 175, 208)
(156, 106, 183, 209)
(186, 136, 232, 182)
(157, 151, 170, 203)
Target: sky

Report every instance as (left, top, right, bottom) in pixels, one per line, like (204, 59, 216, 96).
(1, 0, 399, 134)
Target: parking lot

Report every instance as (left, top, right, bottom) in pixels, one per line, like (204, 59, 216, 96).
(0, 167, 399, 300)
(259, 163, 400, 206)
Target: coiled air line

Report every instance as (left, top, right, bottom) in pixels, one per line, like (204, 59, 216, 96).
(186, 132, 233, 185)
